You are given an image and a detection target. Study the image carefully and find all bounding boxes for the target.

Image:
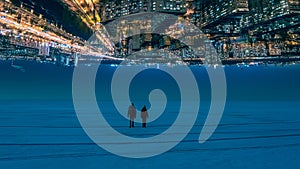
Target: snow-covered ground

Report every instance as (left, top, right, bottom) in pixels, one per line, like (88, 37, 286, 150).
(0, 60, 299, 168)
(0, 100, 299, 169)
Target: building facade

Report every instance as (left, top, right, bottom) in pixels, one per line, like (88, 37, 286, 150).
(192, 0, 300, 58)
(100, 0, 187, 23)
(100, 0, 300, 59)
(241, 0, 300, 57)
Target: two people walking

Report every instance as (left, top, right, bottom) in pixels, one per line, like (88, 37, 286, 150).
(127, 103, 149, 128)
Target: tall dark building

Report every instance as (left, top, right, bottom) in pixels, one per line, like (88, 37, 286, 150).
(241, 0, 300, 56)
(244, 0, 300, 27)
(189, 0, 300, 58)
(192, 0, 249, 58)
(98, 0, 188, 58)
(198, 0, 248, 28)
(100, 0, 187, 23)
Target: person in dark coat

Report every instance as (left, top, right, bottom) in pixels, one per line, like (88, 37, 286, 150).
(141, 105, 149, 128)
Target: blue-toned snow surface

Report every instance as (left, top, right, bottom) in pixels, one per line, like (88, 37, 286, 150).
(0, 60, 299, 169)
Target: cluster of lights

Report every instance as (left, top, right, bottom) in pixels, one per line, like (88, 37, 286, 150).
(243, 0, 299, 28)
(0, 0, 120, 59)
(200, 0, 249, 27)
(0, 1, 86, 56)
(101, 0, 187, 22)
(60, 0, 101, 28)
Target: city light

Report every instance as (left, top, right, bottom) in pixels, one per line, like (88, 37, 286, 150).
(1, 0, 300, 66)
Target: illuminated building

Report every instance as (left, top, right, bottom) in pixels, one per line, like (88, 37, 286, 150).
(154, 0, 187, 14)
(59, 0, 101, 28)
(245, 0, 300, 26)
(99, 0, 188, 58)
(192, 0, 249, 58)
(241, 0, 300, 57)
(100, 0, 187, 23)
(192, 0, 300, 58)
(198, 0, 249, 28)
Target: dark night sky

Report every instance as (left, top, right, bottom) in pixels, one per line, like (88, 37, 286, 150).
(10, 0, 93, 39)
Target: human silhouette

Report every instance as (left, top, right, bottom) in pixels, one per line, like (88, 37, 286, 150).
(141, 105, 149, 128)
(127, 103, 136, 128)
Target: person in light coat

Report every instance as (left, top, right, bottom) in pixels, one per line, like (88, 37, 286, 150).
(127, 103, 137, 128)
(141, 105, 149, 128)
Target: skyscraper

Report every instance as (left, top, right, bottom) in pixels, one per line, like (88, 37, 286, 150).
(192, 0, 249, 58)
(244, 0, 300, 27)
(242, 0, 300, 56)
(100, 0, 187, 23)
